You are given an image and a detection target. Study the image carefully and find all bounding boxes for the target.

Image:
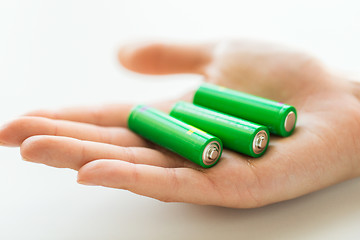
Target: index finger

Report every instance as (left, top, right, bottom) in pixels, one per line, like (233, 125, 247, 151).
(24, 103, 134, 127)
(24, 93, 193, 127)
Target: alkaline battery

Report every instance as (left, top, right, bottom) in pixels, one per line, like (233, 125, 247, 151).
(128, 105, 223, 168)
(170, 102, 269, 157)
(193, 83, 297, 137)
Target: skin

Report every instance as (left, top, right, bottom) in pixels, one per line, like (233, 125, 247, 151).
(0, 40, 360, 208)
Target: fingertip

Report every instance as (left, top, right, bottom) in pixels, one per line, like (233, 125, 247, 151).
(118, 42, 165, 74)
(77, 159, 102, 183)
(20, 135, 76, 166)
(117, 44, 132, 68)
(0, 121, 11, 146)
(78, 160, 128, 187)
(20, 135, 46, 163)
(117, 41, 213, 74)
(0, 117, 34, 147)
(77, 164, 98, 185)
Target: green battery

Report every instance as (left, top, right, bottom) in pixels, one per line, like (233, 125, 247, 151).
(170, 102, 269, 157)
(128, 105, 223, 168)
(193, 83, 297, 137)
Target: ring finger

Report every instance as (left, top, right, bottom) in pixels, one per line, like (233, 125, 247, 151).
(21, 135, 191, 170)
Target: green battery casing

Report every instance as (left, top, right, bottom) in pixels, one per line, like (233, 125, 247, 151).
(170, 102, 269, 157)
(193, 83, 297, 137)
(128, 105, 223, 168)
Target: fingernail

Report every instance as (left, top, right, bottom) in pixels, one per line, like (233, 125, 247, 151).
(77, 178, 97, 186)
(22, 157, 31, 162)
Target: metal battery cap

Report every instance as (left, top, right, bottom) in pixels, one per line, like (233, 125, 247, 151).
(202, 141, 221, 165)
(284, 111, 296, 132)
(252, 130, 268, 154)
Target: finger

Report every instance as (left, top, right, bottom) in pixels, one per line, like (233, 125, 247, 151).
(21, 135, 188, 170)
(118, 42, 213, 75)
(0, 116, 148, 147)
(77, 160, 222, 205)
(24, 97, 192, 127)
(25, 103, 134, 127)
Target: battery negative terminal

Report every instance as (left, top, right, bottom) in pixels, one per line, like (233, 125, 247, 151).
(207, 147, 219, 160)
(255, 135, 266, 149)
(252, 130, 268, 154)
(203, 141, 221, 165)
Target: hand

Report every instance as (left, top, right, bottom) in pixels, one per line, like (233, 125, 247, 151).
(1, 40, 360, 208)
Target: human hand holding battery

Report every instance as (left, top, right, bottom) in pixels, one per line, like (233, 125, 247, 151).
(1, 40, 359, 208)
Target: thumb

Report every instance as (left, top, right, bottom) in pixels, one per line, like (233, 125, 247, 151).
(118, 42, 213, 75)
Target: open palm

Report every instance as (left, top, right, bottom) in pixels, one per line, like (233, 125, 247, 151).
(1, 40, 359, 208)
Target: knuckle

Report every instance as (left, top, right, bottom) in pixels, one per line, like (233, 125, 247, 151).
(124, 147, 137, 164)
(89, 107, 104, 125)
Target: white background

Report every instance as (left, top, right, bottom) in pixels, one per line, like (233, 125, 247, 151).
(0, 0, 360, 239)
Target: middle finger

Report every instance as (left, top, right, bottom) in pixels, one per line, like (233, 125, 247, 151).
(20, 135, 189, 170)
